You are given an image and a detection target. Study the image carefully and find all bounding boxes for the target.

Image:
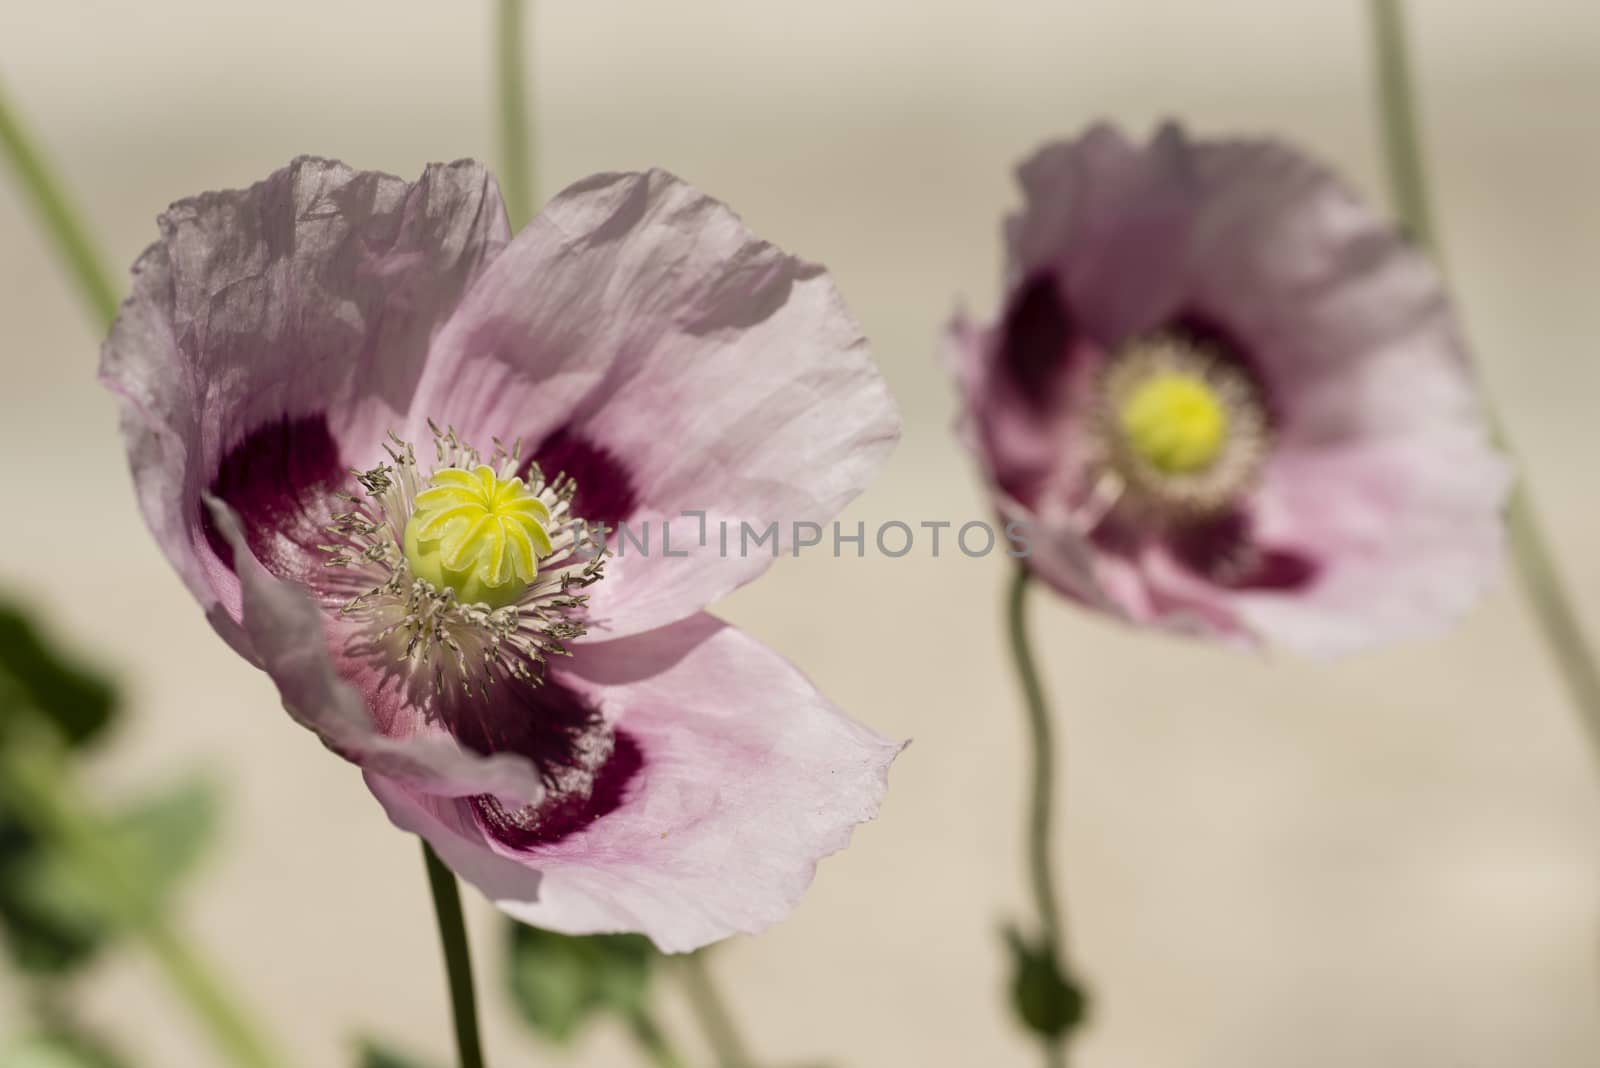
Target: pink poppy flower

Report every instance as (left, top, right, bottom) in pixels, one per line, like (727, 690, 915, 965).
(950, 123, 1510, 654)
(102, 158, 902, 951)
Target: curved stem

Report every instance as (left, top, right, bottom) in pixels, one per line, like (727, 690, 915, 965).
(495, 0, 534, 230)
(1368, 0, 1600, 768)
(1007, 568, 1065, 956)
(0, 741, 286, 1068)
(1006, 568, 1072, 1068)
(0, 77, 120, 329)
(678, 951, 756, 1068)
(140, 922, 284, 1068)
(422, 843, 486, 1068)
(628, 1008, 693, 1068)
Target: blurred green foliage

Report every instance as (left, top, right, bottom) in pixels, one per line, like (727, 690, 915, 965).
(0, 1031, 133, 1068)
(0, 776, 219, 974)
(0, 605, 117, 751)
(0, 596, 220, 977)
(505, 924, 658, 1044)
(0, 594, 222, 1067)
(355, 1039, 439, 1068)
(0, 596, 121, 975)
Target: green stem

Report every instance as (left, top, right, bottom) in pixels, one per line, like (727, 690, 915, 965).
(1006, 568, 1071, 1068)
(678, 951, 756, 1068)
(1369, 0, 1437, 251)
(495, 0, 535, 230)
(1368, 0, 1600, 767)
(1007, 569, 1065, 957)
(0, 742, 285, 1068)
(422, 844, 486, 1068)
(0, 78, 119, 329)
(628, 1008, 693, 1068)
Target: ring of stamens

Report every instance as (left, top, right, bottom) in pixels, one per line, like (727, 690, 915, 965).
(318, 422, 605, 699)
(1094, 335, 1268, 520)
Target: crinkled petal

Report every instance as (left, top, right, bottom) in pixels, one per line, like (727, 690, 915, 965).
(101, 156, 510, 621)
(411, 169, 900, 639)
(1007, 123, 1193, 348)
(366, 614, 904, 952)
(1177, 133, 1486, 442)
(204, 496, 549, 801)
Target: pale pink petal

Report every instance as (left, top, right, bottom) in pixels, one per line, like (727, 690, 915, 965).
(367, 614, 904, 952)
(101, 157, 510, 621)
(1143, 428, 1512, 655)
(205, 495, 548, 802)
(1007, 123, 1193, 347)
(410, 170, 900, 639)
(1179, 135, 1486, 443)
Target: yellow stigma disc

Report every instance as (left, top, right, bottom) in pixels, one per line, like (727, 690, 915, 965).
(1116, 372, 1229, 475)
(402, 464, 554, 608)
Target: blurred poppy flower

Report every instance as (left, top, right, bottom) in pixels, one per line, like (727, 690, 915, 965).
(949, 124, 1509, 654)
(102, 158, 902, 951)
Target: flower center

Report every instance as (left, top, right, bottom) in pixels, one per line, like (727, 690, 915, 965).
(318, 425, 616, 840)
(403, 465, 554, 609)
(1116, 372, 1228, 475)
(1096, 336, 1268, 518)
(319, 424, 605, 696)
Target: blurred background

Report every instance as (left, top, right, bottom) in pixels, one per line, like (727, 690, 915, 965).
(1, 1, 1597, 1065)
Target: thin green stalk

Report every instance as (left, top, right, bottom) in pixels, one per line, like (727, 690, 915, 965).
(1368, 0, 1600, 767)
(0, 78, 119, 329)
(678, 951, 756, 1068)
(628, 1008, 693, 1068)
(0, 742, 286, 1068)
(422, 844, 486, 1068)
(1006, 568, 1070, 1068)
(1007, 569, 1065, 961)
(495, 0, 534, 230)
(1369, 0, 1437, 251)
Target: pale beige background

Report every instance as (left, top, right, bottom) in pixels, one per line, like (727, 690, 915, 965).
(1, 2, 1596, 1066)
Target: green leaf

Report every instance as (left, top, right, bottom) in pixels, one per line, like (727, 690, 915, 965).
(108, 776, 220, 899)
(0, 776, 220, 976)
(0, 601, 118, 750)
(1003, 925, 1088, 1040)
(355, 1040, 438, 1068)
(505, 922, 657, 1043)
(0, 811, 102, 975)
